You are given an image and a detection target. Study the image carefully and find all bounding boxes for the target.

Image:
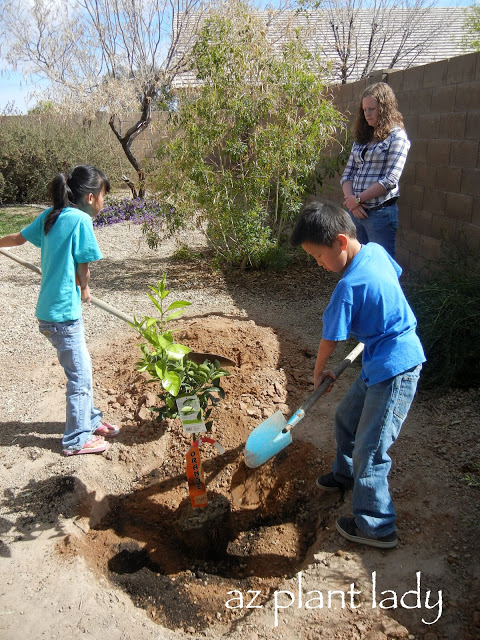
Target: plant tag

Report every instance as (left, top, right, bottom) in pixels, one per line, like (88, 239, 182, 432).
(176, 395, 207, 434)
(185, 442, 208, 508)
(185, 438, 225, 509)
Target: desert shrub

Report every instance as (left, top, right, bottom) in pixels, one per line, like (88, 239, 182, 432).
(150, 2, 343, 268)
(406, 237, 480, 390)
(0, 114, 121, 204)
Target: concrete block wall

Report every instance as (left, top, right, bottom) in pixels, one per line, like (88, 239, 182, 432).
(317, 52, 480, 271)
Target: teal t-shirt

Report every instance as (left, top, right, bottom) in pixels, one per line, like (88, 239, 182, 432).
(21, 207, 103, 322)
(322, 243, 425, 385)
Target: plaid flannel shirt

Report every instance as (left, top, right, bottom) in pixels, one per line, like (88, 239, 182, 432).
(341, 127, 410, 209)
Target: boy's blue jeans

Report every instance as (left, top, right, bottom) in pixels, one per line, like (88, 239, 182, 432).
(350, 203, 398, 259)
(332, 364, 422, 538)
(38, 318, 102, 451)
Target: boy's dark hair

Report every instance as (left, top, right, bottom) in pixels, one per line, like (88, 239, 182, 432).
(291, 200, 357, 247)
(44, 164, 111, 234)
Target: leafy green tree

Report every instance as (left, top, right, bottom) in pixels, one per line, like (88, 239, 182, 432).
(151, 1, 344, 268)
(463, 3, 480, 51)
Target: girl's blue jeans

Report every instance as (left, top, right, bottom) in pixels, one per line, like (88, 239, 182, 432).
(332, 365, 422, 537)
(350, 203, 398, 259)
(38, 318, 102, 451)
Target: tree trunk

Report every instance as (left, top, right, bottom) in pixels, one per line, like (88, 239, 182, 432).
(108, 84, 157, 198)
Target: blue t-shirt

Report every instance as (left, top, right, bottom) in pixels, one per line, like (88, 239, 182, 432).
(322, 243, 425, 385)
(21, 207, 103, 322)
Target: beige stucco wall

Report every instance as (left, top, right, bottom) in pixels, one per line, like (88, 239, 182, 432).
(317, 52, 480, 270)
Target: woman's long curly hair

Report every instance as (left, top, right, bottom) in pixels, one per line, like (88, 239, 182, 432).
(353, 82, 405, 145)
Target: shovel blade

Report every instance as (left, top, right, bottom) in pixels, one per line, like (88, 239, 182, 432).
(244, 410, 293, 468)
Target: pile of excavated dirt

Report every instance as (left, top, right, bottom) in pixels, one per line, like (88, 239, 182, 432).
(67, 317, 334, 631)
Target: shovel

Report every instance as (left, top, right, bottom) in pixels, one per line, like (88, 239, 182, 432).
(244, 342, 364, 468)
(0, 248, 235, 367)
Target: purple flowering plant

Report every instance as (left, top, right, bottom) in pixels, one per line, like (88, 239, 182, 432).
(94, 196, 180, 248)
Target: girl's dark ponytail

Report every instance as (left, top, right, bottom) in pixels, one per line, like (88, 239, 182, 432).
(44, 173, 72, 234)
(43, 165, 110, 235)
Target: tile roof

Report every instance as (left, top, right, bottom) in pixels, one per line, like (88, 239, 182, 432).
(171, 7, 471, 87)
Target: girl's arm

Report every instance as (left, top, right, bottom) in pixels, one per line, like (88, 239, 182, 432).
(76, 262, 92, 303)
(0, 232, 27, 247)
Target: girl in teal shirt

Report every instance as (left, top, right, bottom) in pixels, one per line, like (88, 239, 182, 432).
(0, 165, 120, 455)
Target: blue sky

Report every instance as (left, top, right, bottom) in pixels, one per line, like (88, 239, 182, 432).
(0, 0, 474, 114)
(0, 71, 42, 114)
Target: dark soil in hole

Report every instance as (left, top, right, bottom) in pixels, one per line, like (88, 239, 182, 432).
(74, 440, 337, 631)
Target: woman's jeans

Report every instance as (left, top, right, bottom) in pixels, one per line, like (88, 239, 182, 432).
(332, 365, 422, 537)
(38, 318, 102, 451)
(350, 203, 398, 259)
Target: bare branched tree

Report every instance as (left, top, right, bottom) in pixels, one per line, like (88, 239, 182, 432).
(1, 0, 210, 196)
(305, 0, 441, 84)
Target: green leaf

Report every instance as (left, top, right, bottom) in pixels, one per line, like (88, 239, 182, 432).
(211, 370, 229, 381)
(146, 293, 163, 313)
(157, 334, 174, 349)
(165, 309, 188, 323)
(155, 362, 166, 379)
(166, 343, 192, 360)
(162, 371, 182, 396)
(166, 300, 192, 312)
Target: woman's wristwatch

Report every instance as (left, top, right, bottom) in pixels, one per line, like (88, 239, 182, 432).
(355, 196, 361, 204)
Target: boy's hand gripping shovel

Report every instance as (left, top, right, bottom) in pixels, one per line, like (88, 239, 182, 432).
(244, 342, 364, 469)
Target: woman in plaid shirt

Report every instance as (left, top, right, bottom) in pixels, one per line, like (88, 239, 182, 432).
(341, 82, 410, 259)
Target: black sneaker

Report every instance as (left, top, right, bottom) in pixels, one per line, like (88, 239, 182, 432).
(336, 516, 397, 549)
(316, 472, 350, 492)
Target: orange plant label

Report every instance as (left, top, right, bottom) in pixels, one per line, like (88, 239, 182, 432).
(185, 442, 208, 508)
(185, 438, 225, 509)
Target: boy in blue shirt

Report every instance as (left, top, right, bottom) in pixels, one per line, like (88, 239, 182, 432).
(291, 200, 425, 549)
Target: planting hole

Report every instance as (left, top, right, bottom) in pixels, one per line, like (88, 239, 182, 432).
(63, 317, 344, 631)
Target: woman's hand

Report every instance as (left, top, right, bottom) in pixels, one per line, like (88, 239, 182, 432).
(343, 195, 368, 218)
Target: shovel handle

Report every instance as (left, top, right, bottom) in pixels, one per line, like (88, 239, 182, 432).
(1, 247, 236, 366)
(0, 248, 136, 324)
(89, 295, 134, 324)
(284, 341, 364, 432)
(0, 248, 42, 274)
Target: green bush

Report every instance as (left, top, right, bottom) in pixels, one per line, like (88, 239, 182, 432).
(0, 115, 122, 204)
(150, 2, 344, 268)
(406, 237, 480, 390)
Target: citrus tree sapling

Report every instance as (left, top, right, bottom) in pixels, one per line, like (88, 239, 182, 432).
(130, 274, 230, 430)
